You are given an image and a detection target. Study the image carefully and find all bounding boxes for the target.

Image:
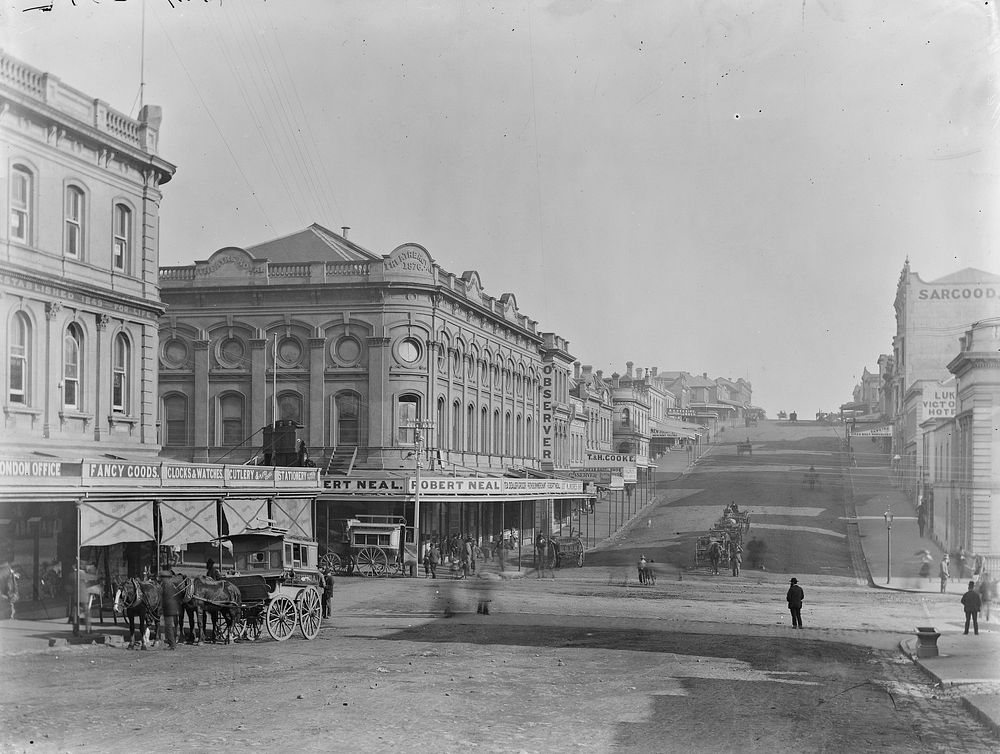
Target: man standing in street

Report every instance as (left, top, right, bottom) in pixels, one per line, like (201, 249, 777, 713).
(939, 555, 950, 593)
(322, 568, 334, 619)
(786, 577, 804, 628)
(428, 540, 440, 579)
(158, 569, 180, 649)
(1, 561, 19, 620)
(961, 580, 982, 635)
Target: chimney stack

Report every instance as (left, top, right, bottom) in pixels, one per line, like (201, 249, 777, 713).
(612, 372, 621, 388)
(651, 367, 659, 377)
(636, 367, 644, 380)
(574, 361, 581, 379)
(626, 361, 634, 378)
(341, 226, 351, 239)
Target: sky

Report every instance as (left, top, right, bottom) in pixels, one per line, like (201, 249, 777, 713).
(2, 0, 998, 416)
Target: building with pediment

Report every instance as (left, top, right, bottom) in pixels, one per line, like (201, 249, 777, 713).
(158, 225, 594, 552)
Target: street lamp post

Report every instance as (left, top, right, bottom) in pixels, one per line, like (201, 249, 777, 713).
(883, 507, 893, 584)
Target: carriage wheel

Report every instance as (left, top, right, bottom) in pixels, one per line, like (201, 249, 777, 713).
(576, 551, 585, 568)
(320, 552, 347, 576)
(297, 587, 322, 640)
(356, 547, 388, 577)
(265, 595, 296, 641)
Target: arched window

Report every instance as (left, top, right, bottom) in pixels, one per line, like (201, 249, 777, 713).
(515, 414, 523, 457)
(112, 203, 131, 272)
(505, 411, 512, 455)
(219, 393, 245, 447)
(437, 397, 447, 449)
(621, 407, 631, 427)
(493, 409, 501, 452)
(480, 407, 489, 452)
(335, 392, 360, 445)
(163, 394, 188, 447)
(277, 391, 302, 423)
(8, 312, 30, 405)
(451, 400, 461, 450)
(111, 333, 130, 413)
(397, 394, 420, 445)
(10, 165, 32, 243)
(467, 404, 476, 451)
(64, 185, 85, 258)
(63, 324, 83, 409)
(526, 416, 534, 457)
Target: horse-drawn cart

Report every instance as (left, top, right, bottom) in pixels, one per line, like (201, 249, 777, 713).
(223, 523, 324, 641)
(320, 515, 415, 578)
(546, 534, 586, 568)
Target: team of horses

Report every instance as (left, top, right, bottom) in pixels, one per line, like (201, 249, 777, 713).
(113, 574, 241, 649)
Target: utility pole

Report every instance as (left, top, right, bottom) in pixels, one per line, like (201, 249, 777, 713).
(407, 419, 435, 566)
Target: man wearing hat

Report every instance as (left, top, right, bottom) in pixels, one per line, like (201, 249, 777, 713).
(1, 561, 19, 620)
(786, 577, 804, 628)
(158, 568, 181, 649)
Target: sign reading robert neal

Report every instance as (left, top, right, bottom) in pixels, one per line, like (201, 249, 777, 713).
(408, 477, 584, 497)
(922, 384, 956, 418)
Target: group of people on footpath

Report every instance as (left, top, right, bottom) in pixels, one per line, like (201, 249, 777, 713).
(421, 534, 484, 579)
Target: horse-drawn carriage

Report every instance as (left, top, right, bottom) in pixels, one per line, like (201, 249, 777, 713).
(222, 522, 324, 641)
(537, 533, 586, 569)
(319, 515, 415, 578)
(736, 441, 753, 456)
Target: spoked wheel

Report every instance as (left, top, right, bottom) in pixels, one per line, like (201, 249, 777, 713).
(297, 587, 323, 640)
(265, 595, 296, 641)
(356, 547, 388, 577)
(576, 551, 585, 567)
(320, 552, 347, 576)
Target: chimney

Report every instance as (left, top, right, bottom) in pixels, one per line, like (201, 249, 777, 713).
(626, 361, 634, 378)
(574, 361, 581, 379)
(703, 372, 708, 379)
(612, 372, 621, 388)
(596, 370, 603, 381)
(341, 226, 350, 239)
(635, 367, 644, 380)
(651, 367, 658, 378)
(582, 365, 593, 379)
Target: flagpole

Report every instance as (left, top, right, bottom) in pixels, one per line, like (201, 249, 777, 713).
(272, 333, 278, 431)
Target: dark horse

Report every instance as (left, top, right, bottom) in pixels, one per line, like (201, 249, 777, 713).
(113, 578, 162, 650)
(707, 541, 723, 576)
(185, 577, 241, 644)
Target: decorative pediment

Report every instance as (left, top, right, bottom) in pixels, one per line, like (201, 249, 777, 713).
(385, 244, 433, 275)
(461, 270, 484, 301)
(196, 247, 263, 278)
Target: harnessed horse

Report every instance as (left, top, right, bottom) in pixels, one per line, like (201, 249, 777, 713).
(707, 541, 723, 575)
(113, 578, 162, 649)
(186, 577, 242, 644)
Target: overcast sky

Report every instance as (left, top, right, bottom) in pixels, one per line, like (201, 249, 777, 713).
(3, 0, 998, 416)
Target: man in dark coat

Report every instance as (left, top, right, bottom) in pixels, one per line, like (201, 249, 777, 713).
(205, 558, 221, 580)
(427, 542, 440, 579)
(322, 568, 334, 619)
(961, 580, 982, 635)
(159, 569, 181, 649)
(786, 577, 804, 628)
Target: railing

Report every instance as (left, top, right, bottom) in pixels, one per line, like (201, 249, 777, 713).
(103, 108, 140, 146)
(159, 267, 196, 281)
(270, 263, 312, 278)
(326, 261, 370, 276)
(0, 51, 45, 98)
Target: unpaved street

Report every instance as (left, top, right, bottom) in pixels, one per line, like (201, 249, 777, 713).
(0, 576, 995, 754)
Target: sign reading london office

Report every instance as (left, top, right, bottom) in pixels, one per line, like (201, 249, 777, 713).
(0, 460, 320, 490)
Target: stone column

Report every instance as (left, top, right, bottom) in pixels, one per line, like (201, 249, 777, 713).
(94, 313, 110, 440)
(192, 339, 210, 462)
(42, 301, 63, 439)
(308, 336, 326, 449)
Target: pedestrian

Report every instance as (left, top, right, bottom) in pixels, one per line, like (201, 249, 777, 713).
(976, 572, 993, 622)
(421, 541, 431, 577)
(973, 553, 984, 581)
(534, 532, 547, 570)
(961, 580, 982, 635)
(158, 569, 180, 649)
(205, 558, 221, 580)
(427, 541, 440, 579)
(916, 504, 926, 538)
(957, 548, 969, 581)
(637, 554, 648, 585)
(730, 544, 742, 577)
(322, 568, 334, 619)
(459, 537, 472, 579)
(1, 561, 19, 620)
(786, 577, 804, 628)
(939, 555, 950, 593)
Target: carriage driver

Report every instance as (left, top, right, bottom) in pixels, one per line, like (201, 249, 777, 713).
(205, 558, 221, 580)
(158, 568, 181, 649)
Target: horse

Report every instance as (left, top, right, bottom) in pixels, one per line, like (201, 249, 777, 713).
(113, 578, 162, 650)
(186, 577, 241, 645)
(707, 541, 723, 575)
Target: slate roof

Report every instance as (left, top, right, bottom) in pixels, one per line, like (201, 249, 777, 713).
(245, 223, 381, 263)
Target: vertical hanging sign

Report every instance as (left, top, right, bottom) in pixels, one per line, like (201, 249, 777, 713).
(541, 363, 554, 468)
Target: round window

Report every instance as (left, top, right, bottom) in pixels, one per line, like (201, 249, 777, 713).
(277, 337, 302, 366)
(398, 338, 421, 364)
(336, 336, 361, 364)
(218, 337, 245, 368)
(161, 338, 188, 368)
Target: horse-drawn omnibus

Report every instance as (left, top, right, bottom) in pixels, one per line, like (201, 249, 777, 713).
(319, 515, 416, 577)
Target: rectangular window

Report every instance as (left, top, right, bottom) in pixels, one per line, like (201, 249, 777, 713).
(65, 187, 84, 258)
(11, 168, 30, 243)
(220, 395, 245, 446)
(113, 204, 130, 272)
(397, 397, 418, 445)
